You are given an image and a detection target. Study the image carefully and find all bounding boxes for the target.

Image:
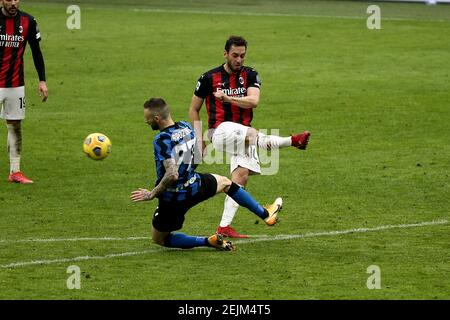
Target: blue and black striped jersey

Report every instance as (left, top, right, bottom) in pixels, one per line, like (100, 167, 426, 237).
(153, 121, 201, 202)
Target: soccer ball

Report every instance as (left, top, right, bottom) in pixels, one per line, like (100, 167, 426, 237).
(83, 133, 112, 160)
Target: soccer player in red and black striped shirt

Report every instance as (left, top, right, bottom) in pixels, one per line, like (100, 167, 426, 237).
(0, 0, 48, 184)
(189, 36, 310, 238)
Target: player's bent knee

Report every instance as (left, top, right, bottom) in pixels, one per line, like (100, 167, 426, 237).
(211, 174, 232, 193)
(151, 228, 168, 246)
(152, 235, 168, 247)
(232, 168, 249, 186)
(246, 127, 258, 145)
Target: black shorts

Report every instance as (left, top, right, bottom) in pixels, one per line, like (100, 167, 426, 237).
(152, 173, 217, 232)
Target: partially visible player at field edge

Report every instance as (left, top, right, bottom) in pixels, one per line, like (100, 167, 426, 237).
(189, 36, 310, 238)
(130, 98, 282, 251)
(0, 0, 48, 184)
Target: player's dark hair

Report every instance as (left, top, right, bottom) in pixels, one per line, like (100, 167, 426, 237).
(225, 36, 247, 52)
(144, 97, 170, 119)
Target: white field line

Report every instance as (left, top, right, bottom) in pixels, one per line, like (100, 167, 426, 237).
(130, 8, 450, 22)
(0, 236, 151, 244)
(0, 219, 447, 269)
(1, 219, 447, 245)
(1, 249, 161, 269)
(26, 3, 450, 23)
(234, 219, 449, 245)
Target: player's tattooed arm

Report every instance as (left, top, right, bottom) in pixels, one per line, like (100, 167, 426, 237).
(130, 159, 179, 202)
(150, 158, 179, 198)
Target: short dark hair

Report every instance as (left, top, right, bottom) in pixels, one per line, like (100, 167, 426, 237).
(143, 97, 170, 119)
(225, 36, 247, 52)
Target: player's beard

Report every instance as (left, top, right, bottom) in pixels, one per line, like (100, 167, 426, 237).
(4, 5, 18, 16)
(151, 122, 159, 130)
(227, 61, 242, 73)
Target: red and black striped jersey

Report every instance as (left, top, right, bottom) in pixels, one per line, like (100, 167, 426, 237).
(0, 10, 42, 88)
(194, 65, 261, 129)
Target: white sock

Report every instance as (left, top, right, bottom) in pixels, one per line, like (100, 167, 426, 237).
(219, 195, 240, 227)
(7, 123, 22, 173)
(256, 132, 291, 150)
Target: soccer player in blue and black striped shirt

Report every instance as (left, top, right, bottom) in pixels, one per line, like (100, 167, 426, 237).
(131, 98, 283, 251)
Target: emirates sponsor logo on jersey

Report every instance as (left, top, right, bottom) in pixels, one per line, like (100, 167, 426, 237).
(217, 87, 247, 97)
(0, 34, 25, 48)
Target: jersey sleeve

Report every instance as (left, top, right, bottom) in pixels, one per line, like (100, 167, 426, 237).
(247, 69, 261, 89)
(27, 17, 46, 82)
(27, 17, 42, 44)
(180, 121, 194, 132)
(194, 73, 211, 99)
(153, 134, 173, 161)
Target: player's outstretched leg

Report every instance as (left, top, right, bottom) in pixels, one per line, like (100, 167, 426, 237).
(247, 127, 311, 151)
(214, 174, 283, 226)
(226, 183, 282, 226)
(262, 197, 283, 226)
(154, 231, 235, 251)
(206, 233, 236, 251)
(290, 131, 311, 150)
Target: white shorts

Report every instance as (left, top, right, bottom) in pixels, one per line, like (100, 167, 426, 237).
(212, 122, 261, 175)
(230, 145, 261, 175)
(0, 86, 26, 120)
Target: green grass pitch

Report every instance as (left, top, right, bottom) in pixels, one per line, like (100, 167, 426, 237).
(0, 0, 449, 299)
